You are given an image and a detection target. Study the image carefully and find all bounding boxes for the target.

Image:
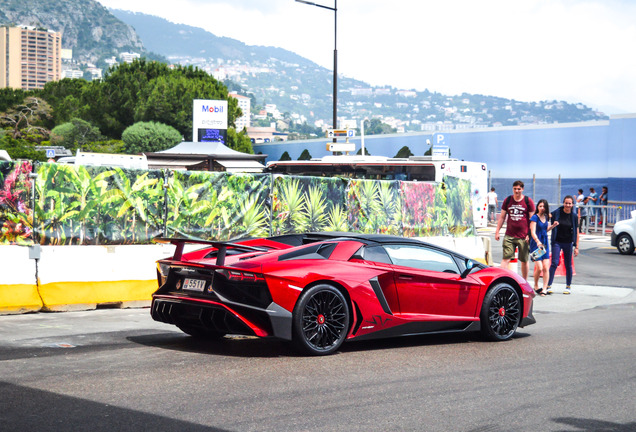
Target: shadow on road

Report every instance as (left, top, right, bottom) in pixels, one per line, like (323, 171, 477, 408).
(0, 381, 229, 432)
(128, 329, 532, 358)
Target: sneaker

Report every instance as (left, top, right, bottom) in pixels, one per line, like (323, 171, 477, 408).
(564, 286, 571, 295)
(546, 286, 553, 295)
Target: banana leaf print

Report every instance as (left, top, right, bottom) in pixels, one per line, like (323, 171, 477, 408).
(3, 160, 476, 245)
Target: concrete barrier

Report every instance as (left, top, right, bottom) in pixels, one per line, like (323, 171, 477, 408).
(37, 244, 174, 311)
(0, 246, 42, 314)
(0, 244, 175, 314)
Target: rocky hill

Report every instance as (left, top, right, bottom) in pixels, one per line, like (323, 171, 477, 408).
(0, 0, 146, 64)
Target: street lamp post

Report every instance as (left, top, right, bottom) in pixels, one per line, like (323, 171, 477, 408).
(295, 0, 337, 142)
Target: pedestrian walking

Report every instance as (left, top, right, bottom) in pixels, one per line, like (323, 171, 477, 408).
(546, 195, 579, 295)
(486, 187, 498, 223)
(495, 180, 535, 280)
(529, 199, 557, 296)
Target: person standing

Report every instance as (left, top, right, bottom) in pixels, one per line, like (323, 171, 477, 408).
(577, 189, 588, 233)
(529, 199, 557, 296)
(588, 187, 598, 225)
(598, 186, 608, 226)
(495, 180, 535, 280)
(546, 195, 579, 295)
(486, 187, 498, 223)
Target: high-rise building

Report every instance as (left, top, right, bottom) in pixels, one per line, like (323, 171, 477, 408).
(0, 25, 62, 90)
(229, 93, 252, 130)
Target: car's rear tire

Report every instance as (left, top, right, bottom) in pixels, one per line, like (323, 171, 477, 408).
(616, 233, 635, 255)
(292, 284, 350, 356)
(177, 324, 226, 340)
(480, 283, 520, 341)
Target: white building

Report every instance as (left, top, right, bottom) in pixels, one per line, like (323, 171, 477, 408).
(229, 93, 251, 130)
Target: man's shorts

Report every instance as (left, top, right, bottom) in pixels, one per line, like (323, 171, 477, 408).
(502, 235, 529, 262)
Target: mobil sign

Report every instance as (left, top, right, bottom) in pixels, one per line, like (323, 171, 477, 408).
(192, 99, 228, 141)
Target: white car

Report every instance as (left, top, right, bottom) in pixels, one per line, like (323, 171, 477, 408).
(611, 210, 636, 255)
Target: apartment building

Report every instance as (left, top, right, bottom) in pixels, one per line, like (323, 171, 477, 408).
(0, 25, 62, 90)
(229, 93, 251, 130)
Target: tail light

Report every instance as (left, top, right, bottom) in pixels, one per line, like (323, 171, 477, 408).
(218, 269, 266, 282)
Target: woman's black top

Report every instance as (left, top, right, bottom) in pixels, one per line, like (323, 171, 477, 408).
(555, 210, 574, 243)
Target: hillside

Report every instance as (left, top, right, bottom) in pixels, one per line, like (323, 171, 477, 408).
(0, 0, 146, 64)
(111, 10, 607, 130)
(110, 10, 317, 68)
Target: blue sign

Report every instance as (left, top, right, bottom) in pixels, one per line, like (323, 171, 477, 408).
(433, 133, 446, 146)
(46, 149, 55, 158)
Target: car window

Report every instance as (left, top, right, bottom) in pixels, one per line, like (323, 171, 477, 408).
(383, 244, 460, 274)
(361, 245, 392, 264)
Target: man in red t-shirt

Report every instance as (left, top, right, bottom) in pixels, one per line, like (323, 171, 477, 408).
(495, 180, 535, 279)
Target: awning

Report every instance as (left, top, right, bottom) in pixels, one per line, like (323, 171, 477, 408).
(214, 160, 265, 173)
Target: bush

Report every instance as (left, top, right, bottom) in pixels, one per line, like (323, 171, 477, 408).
(0, 135, 47, 161)
(121, 121, 182, 154)
(50, 118, 103, 152)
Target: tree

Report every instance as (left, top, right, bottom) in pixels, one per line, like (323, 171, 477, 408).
(50, 118, 103, 152)
(1, 97, 53, 140)
(298, 149, 312, 160)
(364, 118, 396, 135)
(121, 121, 182, 154)
(0, 88, 29, 112)
(280, 151, 292, 161)
(394, 146, 413, 158)
(356, 148, 372, 156)
(79, 60, 240, 139)
(38, 78, 89, 124)
(226, 128, 254, 154)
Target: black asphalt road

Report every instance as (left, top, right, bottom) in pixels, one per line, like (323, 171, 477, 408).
(1, 234, 634, 431)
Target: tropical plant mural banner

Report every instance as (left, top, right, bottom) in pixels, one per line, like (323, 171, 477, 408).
(33, 163, 165, 245)
(347, 179, 401, 235)
(271, 175, 347, 235)
(400, 181, 441, 237)
(0, 161, 34, 245)
(0, 161, 475, 245)
(443, 176, 474, 236)
(166, 171, 270, 241)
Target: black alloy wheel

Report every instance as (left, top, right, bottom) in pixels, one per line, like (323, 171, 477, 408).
(480, 283, 521, 341)
(617, 233, 635, 255)
(292, 284, 350, 356)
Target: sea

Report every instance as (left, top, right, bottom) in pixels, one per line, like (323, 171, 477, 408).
(491, 177, 636, 205)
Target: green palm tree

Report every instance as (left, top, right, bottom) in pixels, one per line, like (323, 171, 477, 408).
(304, 185, 328, 231)
(326, 204, 347, 231)
(275, 178, 307, 234)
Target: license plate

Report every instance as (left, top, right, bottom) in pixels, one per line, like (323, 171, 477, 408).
(183, 278, 206, 292)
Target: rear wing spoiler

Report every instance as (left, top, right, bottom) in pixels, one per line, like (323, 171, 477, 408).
(153, 237, 268, 265)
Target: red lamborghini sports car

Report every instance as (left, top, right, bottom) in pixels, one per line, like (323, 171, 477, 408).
(151, 233, 535, 356)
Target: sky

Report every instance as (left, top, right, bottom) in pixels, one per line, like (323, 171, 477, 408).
(96, 0, 636, 115)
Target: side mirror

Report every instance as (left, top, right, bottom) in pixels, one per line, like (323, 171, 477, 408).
(460, 259, 474, 279)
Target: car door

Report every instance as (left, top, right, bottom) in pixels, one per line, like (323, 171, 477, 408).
(384, 244, 481, 319)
